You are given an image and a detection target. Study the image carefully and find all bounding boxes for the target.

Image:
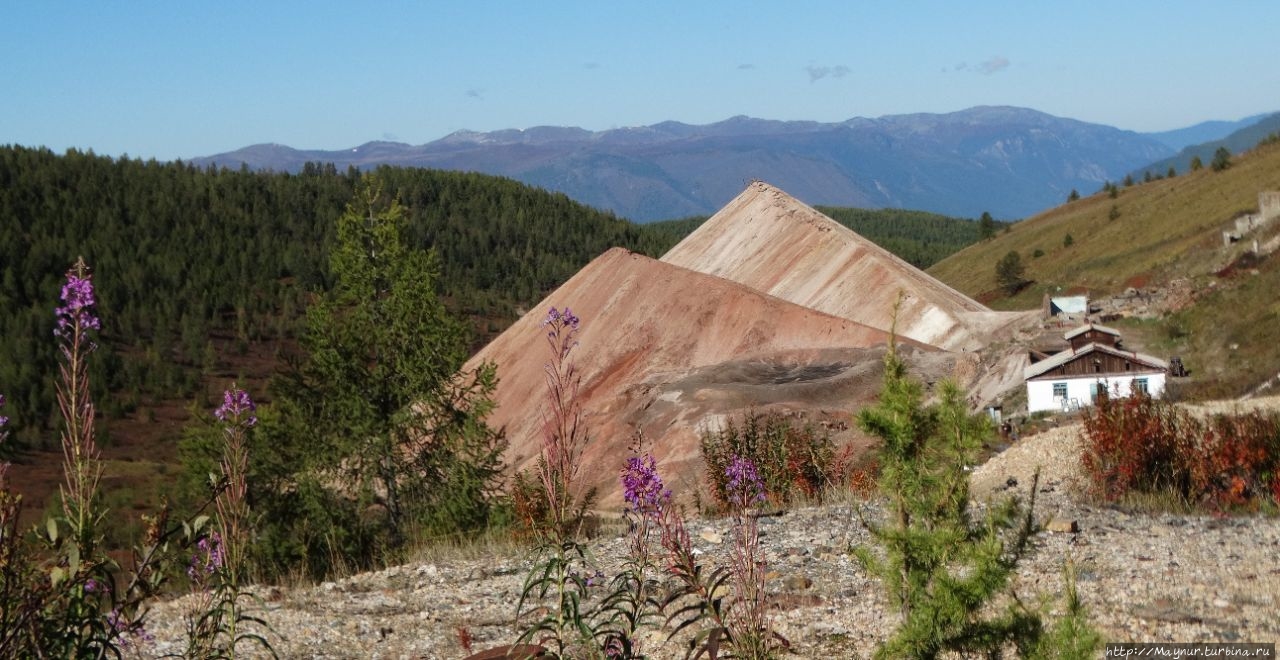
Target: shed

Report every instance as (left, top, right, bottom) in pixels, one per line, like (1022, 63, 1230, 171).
(1048, 295, 1088, 317)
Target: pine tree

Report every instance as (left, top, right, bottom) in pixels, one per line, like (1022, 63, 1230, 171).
(978, 212, 996, 240)
(1211, 146, 1232, 172)
(853, 340, 1042, 659)
(275, 176, 505, 556)
(995, 250, 1026, 296)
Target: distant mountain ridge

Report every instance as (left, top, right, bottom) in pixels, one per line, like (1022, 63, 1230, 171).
(193, 106, 1178, 221)
(1132, 112, 1280, 180)
(1142, 113, 1272, 151)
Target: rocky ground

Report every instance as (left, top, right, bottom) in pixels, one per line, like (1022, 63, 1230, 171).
(141, 417, 1280, 659)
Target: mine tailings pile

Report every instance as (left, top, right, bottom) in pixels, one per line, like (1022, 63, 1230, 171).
(464, 181, 1029, 506)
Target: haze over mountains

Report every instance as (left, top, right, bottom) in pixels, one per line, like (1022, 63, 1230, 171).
(193, 106, 1272, 222)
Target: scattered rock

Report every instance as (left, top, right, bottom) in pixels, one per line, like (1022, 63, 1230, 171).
(784, 574, 814, 591)
(1044, 518, 1079, 534)
(138, 417, 1280, 658)
(1132, 602, 1203, 625)
(463, 644, 552, 660)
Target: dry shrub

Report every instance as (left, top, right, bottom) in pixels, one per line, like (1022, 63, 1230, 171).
(700, 411, 834, 508)
(508, 469, 550, 539)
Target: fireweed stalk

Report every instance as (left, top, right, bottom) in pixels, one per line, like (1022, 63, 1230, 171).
(214, 386, 255, 599)
(182, 529, 225, 657)
(723, 456, 776, 659)
(180, 385, 275, 659)
(518, 307, 604, 656)
(55, 258, 104, 550)
(606, 449, 672, 655)
(37, 260, 153, 654)
(538, 306, 589, 535)
(616, 445, 736, 655)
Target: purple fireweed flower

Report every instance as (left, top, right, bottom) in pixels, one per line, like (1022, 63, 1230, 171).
(0, 393, 7, 429)
(85, 578, 98, 593)
(108, 608, 154, 647)
(187, 531, 225, 580)
(621, 454, 670, 513)
(542, 306, 580, 330)
(55, 274, 101, 335)
(214, 386, 257, 427)
(725, 455, 766, 507)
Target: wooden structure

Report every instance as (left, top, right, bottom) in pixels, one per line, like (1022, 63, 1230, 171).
(1063, 323, 1121, 350)
(1025, 324, 1166, 413)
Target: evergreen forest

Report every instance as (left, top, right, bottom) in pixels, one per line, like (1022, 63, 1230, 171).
(646, 206, 997, 270)
(0, 145, 985, 450)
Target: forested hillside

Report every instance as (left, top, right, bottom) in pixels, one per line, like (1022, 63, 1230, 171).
(0, 147, 987, 450)
(814, 206, 1002, 268)
(647, 206, 995, 269)
(0, 147, 665, 444)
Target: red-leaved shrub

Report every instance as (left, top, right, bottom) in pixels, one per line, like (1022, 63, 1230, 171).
(1082, 391, 1280, 508)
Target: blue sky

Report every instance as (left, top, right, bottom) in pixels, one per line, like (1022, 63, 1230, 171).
(3, 1, 1278, 161)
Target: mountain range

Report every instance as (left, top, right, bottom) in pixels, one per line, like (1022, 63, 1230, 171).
(1141, 112, 1273, 151)
(1131, 112, 1280, 180)
(192, 106, 1271, 222)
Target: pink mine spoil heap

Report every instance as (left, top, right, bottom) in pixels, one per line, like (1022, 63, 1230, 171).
(464, 181, 1010, 508)
(662, 181, 1023, 352)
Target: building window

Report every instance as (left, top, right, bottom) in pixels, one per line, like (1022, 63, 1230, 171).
(1052, 382, 1068, 399)
(1134, 378, 1149, 394)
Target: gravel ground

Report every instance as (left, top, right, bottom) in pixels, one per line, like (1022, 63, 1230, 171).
(140, 415, 1280, 659)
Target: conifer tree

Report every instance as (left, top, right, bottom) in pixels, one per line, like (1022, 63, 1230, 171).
(978, 212, 996, 240)
(852, 337, 1042, 659)
(274, 176, 505, 556)
(1211, 146, 1232, 172)
(995, 250, 1026, 296)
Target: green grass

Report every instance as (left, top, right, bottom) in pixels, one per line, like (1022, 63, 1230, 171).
(929, 139, 1280, 398)
(1151, 255, 1280, 398)
(929, 139, 1280, 306)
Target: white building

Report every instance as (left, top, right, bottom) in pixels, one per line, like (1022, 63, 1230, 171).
(1024, 324, 1168, 413)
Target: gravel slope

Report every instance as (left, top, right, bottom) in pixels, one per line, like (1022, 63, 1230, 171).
(141, 413, 1280, 658)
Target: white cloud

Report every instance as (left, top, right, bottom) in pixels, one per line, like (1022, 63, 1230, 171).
(805, 64, 851, 83)
(977, 56, 1010, 75)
